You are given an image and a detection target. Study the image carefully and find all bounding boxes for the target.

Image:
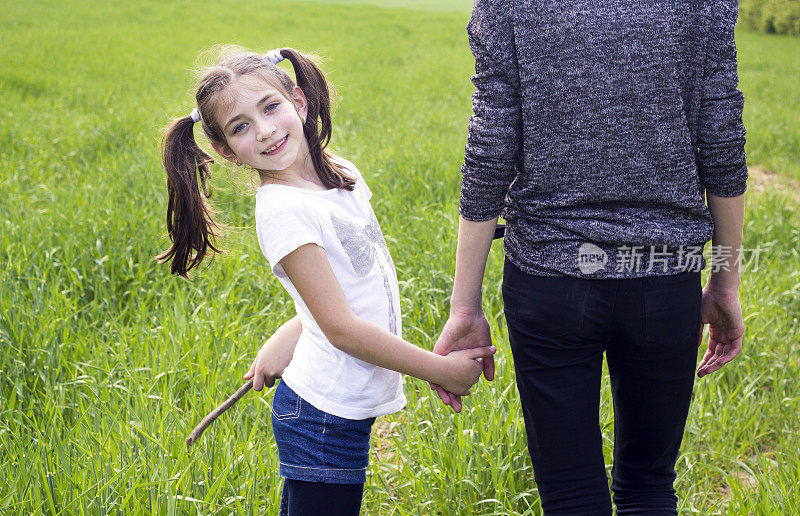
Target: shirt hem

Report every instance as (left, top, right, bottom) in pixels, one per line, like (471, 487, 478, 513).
(282, 376, 407, 420)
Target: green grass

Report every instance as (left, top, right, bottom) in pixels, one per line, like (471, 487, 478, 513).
(299, 0, 474, 11)
(1, 0, 799, 513)
(737, 30, 800, 183)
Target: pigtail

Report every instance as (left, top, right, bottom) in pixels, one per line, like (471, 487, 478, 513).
(280, 48, 356, 191)
(156, 115, 223, 277)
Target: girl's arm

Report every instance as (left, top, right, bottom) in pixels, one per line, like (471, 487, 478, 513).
(244, 316, 302, 391)
(279, 244, 496, 395)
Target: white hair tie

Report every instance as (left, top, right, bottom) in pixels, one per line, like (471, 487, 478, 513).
(190, 107, 201, 123)
(266, 48, 284, 65)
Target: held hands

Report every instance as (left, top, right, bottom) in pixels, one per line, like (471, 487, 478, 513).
(431, 309, 495, 412)
(243, 336, 296, 391)
(697, 283, 744, 378)
(437, 346, 497, 397)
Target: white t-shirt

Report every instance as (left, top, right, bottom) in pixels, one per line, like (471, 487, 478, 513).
(254, 158, 406, 420)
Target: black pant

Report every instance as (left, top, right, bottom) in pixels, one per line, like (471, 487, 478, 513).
(279, 479, 364, 516)
(502, 259, 702, 515)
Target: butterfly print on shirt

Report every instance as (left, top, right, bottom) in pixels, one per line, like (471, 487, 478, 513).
(330, 212, 398, 335)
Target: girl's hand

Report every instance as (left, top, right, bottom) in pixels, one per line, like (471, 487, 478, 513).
(437, 346, 497, 396)
(431, 309, 494, 412)
(243, 318, 302, 391)
(243, 338, 295, 391)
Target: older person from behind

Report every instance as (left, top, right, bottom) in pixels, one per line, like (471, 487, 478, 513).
(433, 0, 747, 514)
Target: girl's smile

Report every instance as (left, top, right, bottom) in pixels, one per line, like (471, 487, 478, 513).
(261, 135, 288, 156)
(213, 75, 312, 182)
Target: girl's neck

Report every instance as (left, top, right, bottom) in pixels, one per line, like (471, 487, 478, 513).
(258, 155, 328, 191)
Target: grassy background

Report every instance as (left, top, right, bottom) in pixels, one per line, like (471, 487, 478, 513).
(1, 0, 799, 514)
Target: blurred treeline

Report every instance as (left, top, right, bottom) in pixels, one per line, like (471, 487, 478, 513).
(740, 0, 800, 35)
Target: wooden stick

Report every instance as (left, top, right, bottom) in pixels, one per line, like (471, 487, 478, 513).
(186, 379, 253, 449)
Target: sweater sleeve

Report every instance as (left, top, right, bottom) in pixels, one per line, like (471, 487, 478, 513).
(459, 0, 522, 221)
(697, 1, 748, 198)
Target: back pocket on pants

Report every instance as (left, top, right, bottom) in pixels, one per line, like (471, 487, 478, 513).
(643, 272, 702, 346)
(503, 261, 588, 338)
(271, 381, 301, 421)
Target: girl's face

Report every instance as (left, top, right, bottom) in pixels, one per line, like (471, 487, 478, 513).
(212, 75, 311, 179)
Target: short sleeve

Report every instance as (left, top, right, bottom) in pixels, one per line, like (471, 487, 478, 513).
(334, 157, 372, 200)
(255, 195, 324, 277)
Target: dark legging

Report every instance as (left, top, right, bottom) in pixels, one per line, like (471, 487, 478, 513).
(279, 479, 364, 516)
(503, 259, 702, 515)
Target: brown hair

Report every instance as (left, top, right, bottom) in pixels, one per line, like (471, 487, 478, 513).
(157, 46, 354, 277)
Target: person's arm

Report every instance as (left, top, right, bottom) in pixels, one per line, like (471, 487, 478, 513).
(279, 244, 496, 395)
(244, 316, 302, 391)
(695, 1, 748, 378)
(697, 193, 745, 377)
(431, 0, 521, 411)
(431, 217, 497, 411)
(696, 2, 747, 199)
(459, 0, 521, 223)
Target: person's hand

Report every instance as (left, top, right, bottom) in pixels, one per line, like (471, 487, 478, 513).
(697, 283, 744, 377)
(243, 337, 295, 391)
(431, 308, 494, 412)
(437, 346, 497, 396)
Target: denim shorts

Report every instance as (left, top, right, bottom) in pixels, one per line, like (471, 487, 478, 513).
(271, 381, 376, 484)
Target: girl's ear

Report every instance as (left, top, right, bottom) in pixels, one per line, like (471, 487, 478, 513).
(291, 86, 308, 123)
(211, 142, 238, 164)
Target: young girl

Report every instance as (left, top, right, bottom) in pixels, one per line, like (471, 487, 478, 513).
(157, 46, 495, 515)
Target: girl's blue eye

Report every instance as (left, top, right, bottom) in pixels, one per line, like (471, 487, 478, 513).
(230, 102, 278, 134)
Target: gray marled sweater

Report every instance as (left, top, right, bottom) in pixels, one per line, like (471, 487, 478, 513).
(460, 0, 748, 278)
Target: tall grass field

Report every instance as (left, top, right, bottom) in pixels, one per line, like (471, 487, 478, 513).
(2, 0, 799, 513)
